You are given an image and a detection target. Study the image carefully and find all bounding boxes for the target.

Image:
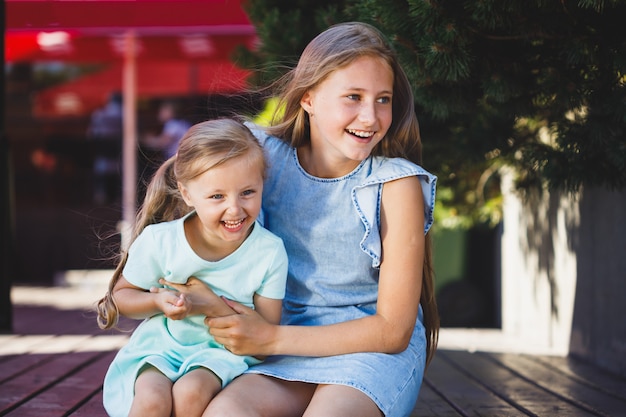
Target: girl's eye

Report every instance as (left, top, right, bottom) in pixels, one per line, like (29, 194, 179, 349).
(210, 194, 224, 200)
(242, 189, 255, 196)
(347, 94, 360, 101)
(377, 96, 391, 104)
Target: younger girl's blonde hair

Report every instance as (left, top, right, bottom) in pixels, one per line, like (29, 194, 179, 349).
(96, 118, 265, 329)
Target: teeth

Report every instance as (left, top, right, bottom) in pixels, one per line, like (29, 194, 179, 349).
(223, 219, 244, 229)
(347, 129, 375, 138)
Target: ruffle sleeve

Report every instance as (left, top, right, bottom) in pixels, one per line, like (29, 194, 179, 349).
(352, 158, 437, 268)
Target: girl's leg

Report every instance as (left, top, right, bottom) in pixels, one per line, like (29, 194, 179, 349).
(204, 373, 316, 417)
(129, 366, 173, 417)
(172, 367, 221, 417)
(303, 384, 383, 417)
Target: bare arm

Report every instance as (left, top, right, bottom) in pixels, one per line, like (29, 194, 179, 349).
(160, 277, 283, 324)
(113, 275, 191, 320)
(156, 277, 236, 318)
(253, 293, 282, 325)
(209, 176, 425, 357)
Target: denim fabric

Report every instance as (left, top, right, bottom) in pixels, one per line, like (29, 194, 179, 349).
(248, 130, 436, 417)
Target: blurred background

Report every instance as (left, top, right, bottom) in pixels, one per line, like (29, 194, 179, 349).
(3, 0, 625, 376)
(4, 0, 264, 288)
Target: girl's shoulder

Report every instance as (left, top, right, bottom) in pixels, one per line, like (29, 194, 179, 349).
(356, 156, 437, 240)
(367, 156, 437, 186)
(247, 220, 285, 248)
(132, 214, 188, 248)
(245, 123, 290, 151)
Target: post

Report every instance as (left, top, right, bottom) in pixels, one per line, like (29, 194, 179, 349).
(120, 30, 138, 250)
(0, 0, 14, 333)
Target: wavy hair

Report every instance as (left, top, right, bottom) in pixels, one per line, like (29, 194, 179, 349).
(265, 21, 439, 365)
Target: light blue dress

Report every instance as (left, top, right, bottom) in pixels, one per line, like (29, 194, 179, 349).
(102, 213, 288, 417)
(247, 129, 437, 417)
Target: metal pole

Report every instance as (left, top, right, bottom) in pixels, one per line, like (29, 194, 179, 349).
(120, 30, 137, 250)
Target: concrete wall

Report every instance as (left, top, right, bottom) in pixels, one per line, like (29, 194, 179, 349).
(569, 186, 626, 375)
(500, 169, 626, 375)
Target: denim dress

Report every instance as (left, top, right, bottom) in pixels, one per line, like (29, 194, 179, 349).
(247, 130, 437, 417)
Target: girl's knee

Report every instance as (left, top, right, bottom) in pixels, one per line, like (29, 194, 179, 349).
(131, 388, 172, 417)
(172, 368, 222, 415)
(130, 366, 173, 417)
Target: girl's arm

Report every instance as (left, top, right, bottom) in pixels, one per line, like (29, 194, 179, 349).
(155, 277, 236, 318)
(208, 176, 425, 357)
(113, 275, 191, 320)
(158, 278, 283, 324)
(252, 293, 282, 325)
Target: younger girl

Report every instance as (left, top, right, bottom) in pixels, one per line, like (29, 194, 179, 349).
(96, 119, 288, 417)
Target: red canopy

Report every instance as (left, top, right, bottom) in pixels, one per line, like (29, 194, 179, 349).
(33, 60, 251, 117)
(5, 0, 253, 35)
(5, 0, 259, 234)
(6, 31, 256, 63)
(5, 0, 257, 116)
(5, 0, 256, 63)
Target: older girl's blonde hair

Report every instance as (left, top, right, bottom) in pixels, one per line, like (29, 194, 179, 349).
(266, 22, 439, 365)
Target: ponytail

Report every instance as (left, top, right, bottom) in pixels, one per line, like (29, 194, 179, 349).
(96, 156, 191, 329)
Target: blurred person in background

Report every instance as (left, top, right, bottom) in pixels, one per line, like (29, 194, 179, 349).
(87, 91, 123, 205)
(142, 100, 191, 161)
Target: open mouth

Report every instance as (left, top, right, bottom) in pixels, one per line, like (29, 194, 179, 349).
(222, 219, 245, 229)
(346, 128, 375, 139)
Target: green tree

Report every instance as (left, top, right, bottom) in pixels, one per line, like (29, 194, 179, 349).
(238, 0, 626, 226)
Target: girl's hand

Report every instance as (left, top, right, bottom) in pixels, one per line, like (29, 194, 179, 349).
(150, 288, 191, 320)
(206, 298, 278, 356)
(157, 277, 235, 318)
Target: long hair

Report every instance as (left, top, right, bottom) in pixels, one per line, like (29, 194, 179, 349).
(96, 118, 265, 329)
(266, 22, 439, 365)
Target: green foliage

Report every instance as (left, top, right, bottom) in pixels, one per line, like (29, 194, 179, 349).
(238, 0, 626, 227)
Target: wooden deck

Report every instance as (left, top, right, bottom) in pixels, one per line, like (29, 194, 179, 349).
(3, 284, 626, 417)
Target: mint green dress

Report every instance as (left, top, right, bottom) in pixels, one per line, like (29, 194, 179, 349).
(102, 213, 288, 417)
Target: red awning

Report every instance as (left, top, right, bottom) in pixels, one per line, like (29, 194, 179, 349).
(6, 31, 256, 63)
(5, 0, 257, 115)
(34, 60, 250, 117)
(5, 0, 253, 34)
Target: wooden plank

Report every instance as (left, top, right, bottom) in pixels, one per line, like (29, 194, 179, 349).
(12, 305, 103, 336)
(0, 353, 55, 385)
(3, 351, 116, 417)
(424, 350, 527, 416)
(0, 335, 56, 355)
(439, 350, 600, 416)
(0, 350, 102, 414)
(534, 355, 626, 402)
(70, 390, 108, 417)
(12, 304, 138, 336)
(488, 352, 626, 417)
(412, 380, 462, 416)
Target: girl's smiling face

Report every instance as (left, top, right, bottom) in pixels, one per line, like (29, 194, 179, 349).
(299, 55, 394, 176)
(178, 154, 263, 258)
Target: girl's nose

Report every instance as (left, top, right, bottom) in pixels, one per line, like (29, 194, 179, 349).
(226, 199, 242, 214)
(358, 102, 376, 125)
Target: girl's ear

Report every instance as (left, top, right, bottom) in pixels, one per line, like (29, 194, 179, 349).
(300, 90, 314, 114)
(178, 182, 193, 207)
